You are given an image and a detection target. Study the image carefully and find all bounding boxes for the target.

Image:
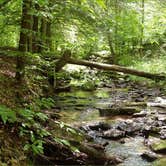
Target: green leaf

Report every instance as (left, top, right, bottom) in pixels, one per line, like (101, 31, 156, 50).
(0, 105, 16, 124)
(96, 0, 106, 9)
(23, 144, 30, 151)
(66, 127, 77, 134)
(36, 112, 48, 121)
(60, 139, 71, 147)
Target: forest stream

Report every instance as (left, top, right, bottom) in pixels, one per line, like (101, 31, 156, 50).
(53, 81, 166, 166)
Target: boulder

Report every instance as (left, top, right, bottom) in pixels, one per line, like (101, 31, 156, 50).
(96, 102, 141, 116)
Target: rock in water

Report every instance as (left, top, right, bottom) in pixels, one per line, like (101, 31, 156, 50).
(102, 129, 125, 139)
(141, 151, 158, 162)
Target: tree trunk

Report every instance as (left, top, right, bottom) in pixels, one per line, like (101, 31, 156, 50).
(39, 17, 47, 52)
(15, 0, 32, 84)
(107, 31, 116, 64)
(66, 58, 165, 80)
(32, 4, 39, 53)
(15, 0, 33, 103)
(114, 0, 119, 56)
(46, 21, 52, 51)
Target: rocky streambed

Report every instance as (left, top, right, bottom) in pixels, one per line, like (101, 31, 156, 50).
(54, 81, 166, 165)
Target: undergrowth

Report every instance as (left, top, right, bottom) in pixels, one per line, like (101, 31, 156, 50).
(0, 98, 83, 165)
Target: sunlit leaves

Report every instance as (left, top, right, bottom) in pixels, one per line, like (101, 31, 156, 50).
(96, 0, 106, 9)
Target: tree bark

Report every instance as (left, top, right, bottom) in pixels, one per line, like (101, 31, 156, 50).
(46, 21, 52, 51)
(16, 0, 32, 83)
(38, 17, 47, 52)
(107, 31, 116, 64)
(32, 4, 39, 53)
(15, 0, 33, 103)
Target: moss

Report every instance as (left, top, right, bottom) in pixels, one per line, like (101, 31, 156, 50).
(153, 158, 166, 166)
(151, 140, 166, 153)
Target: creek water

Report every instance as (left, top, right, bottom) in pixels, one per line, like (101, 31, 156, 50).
(54, 88, 157, 166)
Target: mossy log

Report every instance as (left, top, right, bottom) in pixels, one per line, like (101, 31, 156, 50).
(78, 142, 123, 165)
(35, 138, 122, 165)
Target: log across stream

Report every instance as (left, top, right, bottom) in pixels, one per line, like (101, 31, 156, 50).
(55, 51, 166, 81)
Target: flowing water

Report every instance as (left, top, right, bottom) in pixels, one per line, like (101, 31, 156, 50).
(54, 88, 158, 166)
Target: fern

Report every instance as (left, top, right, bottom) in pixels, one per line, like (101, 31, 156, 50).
(0, 105, 16, 124)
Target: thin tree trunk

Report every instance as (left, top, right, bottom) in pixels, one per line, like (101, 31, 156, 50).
(114, 0, 118, 56)
(32, 15, 39, 52)
(107, 31, 116, 64)
(140, 0, 145, 56)
(39, 18, 47, 52)
(32, 4, 39, 53)
(46, 21, 52, 51)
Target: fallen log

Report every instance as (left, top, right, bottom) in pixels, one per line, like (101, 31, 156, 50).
(67, 58, 166, 80)
(1, 48, 165, 81)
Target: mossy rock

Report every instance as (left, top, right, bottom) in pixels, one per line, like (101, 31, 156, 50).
(153, 158, 166, 166)
(151, 140, 166, 153)
(96, 103, 141, 116)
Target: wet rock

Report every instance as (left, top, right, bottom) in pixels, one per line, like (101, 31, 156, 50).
(119, 138, 125, 144)
(88, 122, 111, 131)
(80, 125, 91, 132)
(81, 122, 111, 132)
(160, 130, 166, 139)
(87, 130, 103, 139)
(150, 126, 161, 134)
(159, 128, 166, 139)
(157, 115, 166, 123)
(102, 129, 125, 139)
(141, 151, 158, 162)
(117, 120, 142, 136)
(132, 110, 147, 117)
(151, 140, 166, 153)
(96, 102, 141, 116)
(142, 125, 152, 139)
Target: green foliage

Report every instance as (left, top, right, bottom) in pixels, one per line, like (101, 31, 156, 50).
(0, 102, 81, 156)
(30, 97, 55, 110)
(17, 108, 50, 155)
(0, 105, 16, 124)
(23, 135, 44, 155)
(53, 137, 80, 153)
